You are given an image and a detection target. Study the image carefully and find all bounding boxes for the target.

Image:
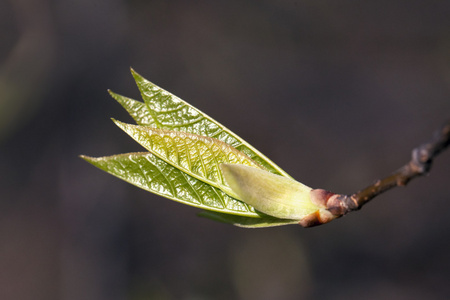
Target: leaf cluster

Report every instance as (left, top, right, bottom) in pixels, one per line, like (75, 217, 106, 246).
(81, 70, 306, 227)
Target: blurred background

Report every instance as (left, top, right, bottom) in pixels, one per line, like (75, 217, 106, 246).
(1, 0, 450, 299)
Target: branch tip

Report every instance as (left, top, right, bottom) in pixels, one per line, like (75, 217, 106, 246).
(314, 120, 450, 226)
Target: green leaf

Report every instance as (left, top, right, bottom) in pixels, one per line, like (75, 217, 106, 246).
(112, 120, 264, 200)
(80, 152, 261, 217)
(110, 69, 292, 178)
(198, 210, 299, 228)
(82, 69, 315, 227)
(108, 90, 157, 126)
(220, 164, 320, 220)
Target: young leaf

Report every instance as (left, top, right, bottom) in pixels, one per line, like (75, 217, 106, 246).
(220, 164, 320, 220)
(112, 120, 264, 200)
(82, 69, 314, 228)
(108, 91, 157, 126)
(198, 210, 299, 228)
(110, 69, 292, 178)
(80, 152, 261, 217)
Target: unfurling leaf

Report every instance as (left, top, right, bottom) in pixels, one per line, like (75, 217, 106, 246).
(80, 153, 259, 217)
(220, 164, 320, 220)
(111, 69, 292, 178)
(112, 120, 263, 200)
(82, 69, 324, 228)
(198, 210, 300, 228)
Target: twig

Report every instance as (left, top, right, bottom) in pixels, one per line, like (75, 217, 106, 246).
(302, 120, 450, 227)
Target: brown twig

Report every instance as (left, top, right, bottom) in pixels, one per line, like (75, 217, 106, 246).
(302, 120, 450, 227)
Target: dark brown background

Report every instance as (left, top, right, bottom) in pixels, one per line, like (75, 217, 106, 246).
(1, 1, 450, 299)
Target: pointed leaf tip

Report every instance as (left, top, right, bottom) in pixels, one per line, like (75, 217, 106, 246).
(79, 154, 89, 161)
(108, 90, 157, 126)
(111, 118, 122, 126)
(130, 68, 143, 80)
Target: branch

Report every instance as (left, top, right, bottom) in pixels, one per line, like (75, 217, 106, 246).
(302, 120, 450, 227)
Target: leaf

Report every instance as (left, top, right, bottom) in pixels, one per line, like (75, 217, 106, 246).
(110, 69, 292, 178)
(80, 152, 261, 217)
(108, 90, 157, 126)
(82, 69, 310, 227)
(112, 119, 263, 200)
(220, 164, 320, 220)
(198, 210, 299, 228)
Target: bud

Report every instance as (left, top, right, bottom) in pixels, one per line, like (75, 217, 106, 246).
(220, 164, 321, 220)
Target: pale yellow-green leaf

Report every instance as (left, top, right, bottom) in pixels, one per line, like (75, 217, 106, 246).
(113, 120, 263, 200)
(220, 164, 320, 220)
(82, 69, 314, 227)
(198, 210, 299, 228)
(81, 152, 260, 217)
(127, 69, 292, 178)
(108, 90, 157, 126)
